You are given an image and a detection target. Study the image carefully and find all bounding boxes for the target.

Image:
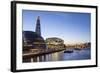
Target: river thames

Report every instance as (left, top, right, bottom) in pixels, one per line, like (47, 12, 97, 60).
(23, 48, 91, 62)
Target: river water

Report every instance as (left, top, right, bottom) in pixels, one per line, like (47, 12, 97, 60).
(23, 48, 91, 62)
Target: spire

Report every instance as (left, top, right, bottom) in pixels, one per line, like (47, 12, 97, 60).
(35, 16, 41, 36)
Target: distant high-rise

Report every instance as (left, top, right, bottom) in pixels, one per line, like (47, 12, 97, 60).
(35, 16, 41, 36)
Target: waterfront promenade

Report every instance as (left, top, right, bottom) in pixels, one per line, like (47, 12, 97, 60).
(23, 48, 65, 58)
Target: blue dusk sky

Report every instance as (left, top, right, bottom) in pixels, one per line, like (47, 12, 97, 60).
(22, 10, 91, 44)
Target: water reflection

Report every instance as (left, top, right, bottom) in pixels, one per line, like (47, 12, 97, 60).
(23, 48, 91, 63)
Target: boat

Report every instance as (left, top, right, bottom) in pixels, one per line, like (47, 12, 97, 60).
(64, 50, 73, 53)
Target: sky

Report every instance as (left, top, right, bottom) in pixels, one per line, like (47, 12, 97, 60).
(22, 10, 91, 44)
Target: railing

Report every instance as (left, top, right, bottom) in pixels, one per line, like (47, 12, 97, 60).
(23, 48, 65, 58)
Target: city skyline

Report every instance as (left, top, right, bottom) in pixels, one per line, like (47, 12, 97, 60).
(22, 10, 91, 44)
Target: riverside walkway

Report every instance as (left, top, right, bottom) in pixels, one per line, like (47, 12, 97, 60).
(23, 49, 65, 58)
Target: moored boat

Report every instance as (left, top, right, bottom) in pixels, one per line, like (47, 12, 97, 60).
(64, 50, 73, 53)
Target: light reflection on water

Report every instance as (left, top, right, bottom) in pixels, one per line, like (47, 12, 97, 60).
(24, 48, 91, 62)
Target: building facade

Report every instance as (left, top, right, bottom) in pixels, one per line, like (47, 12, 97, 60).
(23, 16, 47, 53)
(46, 37, 65, 50)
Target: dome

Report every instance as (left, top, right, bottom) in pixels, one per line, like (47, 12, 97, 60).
(23, 31, 47, 50)
(46, 37, 64, 44)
